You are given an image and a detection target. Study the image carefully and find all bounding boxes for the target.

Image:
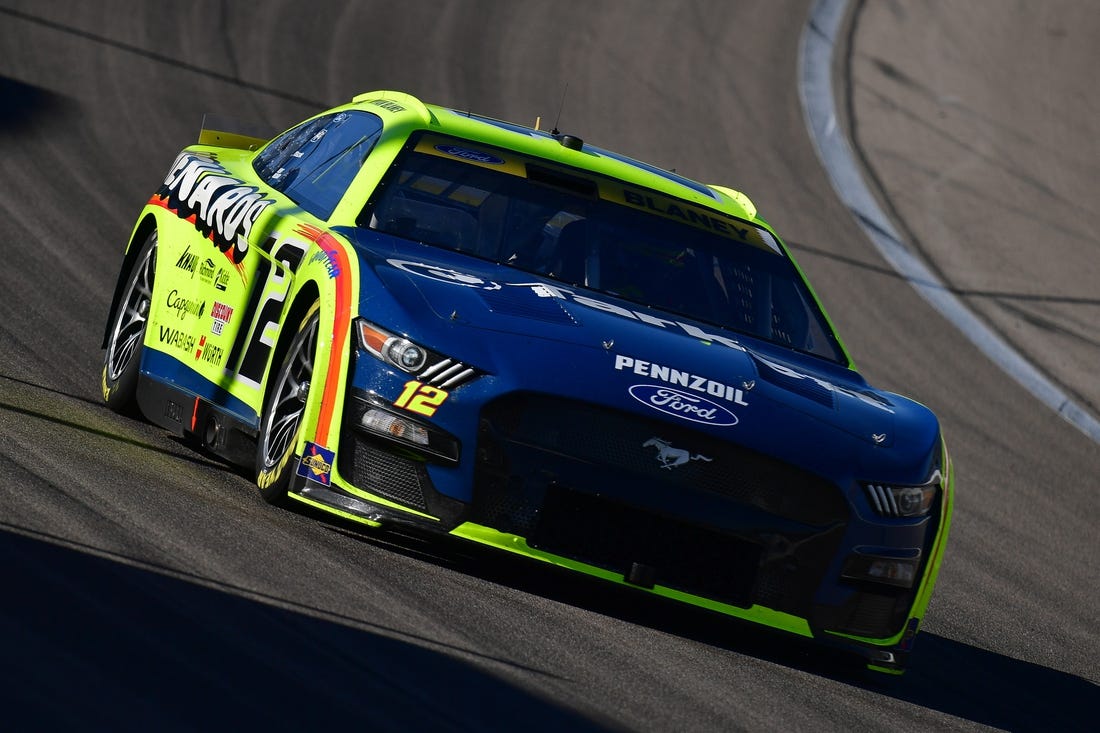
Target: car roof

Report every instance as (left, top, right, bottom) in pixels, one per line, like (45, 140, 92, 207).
(347, 90, 761, 224)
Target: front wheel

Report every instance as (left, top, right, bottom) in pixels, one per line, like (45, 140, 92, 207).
(255, 303, 320, 505)
(102, 230, 157, 415)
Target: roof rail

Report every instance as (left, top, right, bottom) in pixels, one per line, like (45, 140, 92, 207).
(707, 184, 757, 219)
(351, 90, 433, 125)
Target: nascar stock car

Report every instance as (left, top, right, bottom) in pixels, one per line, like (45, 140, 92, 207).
(102, 90, 952, 672)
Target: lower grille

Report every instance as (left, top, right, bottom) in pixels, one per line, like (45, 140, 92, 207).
(529, 486, 760, 607)
(816, 589, 906, 638)
(845, 592, 901, 636)
(338, 435, 428, 512)
(472, 393, 852, 615)
(477, 394, 848, 526)
(473, 474, 541, 536)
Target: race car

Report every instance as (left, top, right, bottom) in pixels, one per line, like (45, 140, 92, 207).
(102, 90, 953, 673)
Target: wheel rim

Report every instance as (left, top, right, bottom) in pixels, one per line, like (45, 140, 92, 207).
(261, 316, 318, 469)
(107, 238, 156, 381)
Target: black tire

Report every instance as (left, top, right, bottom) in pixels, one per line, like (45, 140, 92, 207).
(255, 303, 320, 505)
(102, 230, 157, 415)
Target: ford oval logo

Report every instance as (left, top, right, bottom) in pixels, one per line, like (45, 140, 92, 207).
(628, 385, 739, 426)
(434, 145, 504, 165)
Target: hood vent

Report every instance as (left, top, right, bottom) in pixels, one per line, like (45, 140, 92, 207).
(478, 287, 578, 325)
(752, 355, 836, 409)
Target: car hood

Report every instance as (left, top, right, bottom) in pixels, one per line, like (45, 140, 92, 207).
(339, 229, 940, 479)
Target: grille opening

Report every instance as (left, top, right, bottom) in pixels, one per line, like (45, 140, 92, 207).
(529, 486, 761, 607)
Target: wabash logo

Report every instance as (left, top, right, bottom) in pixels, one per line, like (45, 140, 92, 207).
(158, 325, 195, 354)
(210, 301, 233, 335)
(155, 152, 274, 268)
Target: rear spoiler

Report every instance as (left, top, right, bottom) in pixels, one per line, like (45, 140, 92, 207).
(198, 113, 274, 150)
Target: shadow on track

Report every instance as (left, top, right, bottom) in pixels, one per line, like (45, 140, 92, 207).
(896, 634, 1097, 732)
(0, 526, 614, 733)
(326, 520, 1098, 733)
(0, 76, 72, 132)
(6, 363, 1090, 732)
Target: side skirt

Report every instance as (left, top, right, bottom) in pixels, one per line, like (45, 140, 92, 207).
(136, 372, 258, 468)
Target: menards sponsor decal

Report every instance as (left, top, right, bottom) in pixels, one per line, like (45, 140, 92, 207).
(151, 152, 275, 276)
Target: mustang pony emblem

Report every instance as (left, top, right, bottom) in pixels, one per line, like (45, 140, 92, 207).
(643, 437, 712, 470)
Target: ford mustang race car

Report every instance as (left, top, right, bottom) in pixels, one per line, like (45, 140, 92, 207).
(102, 90, 952, 673)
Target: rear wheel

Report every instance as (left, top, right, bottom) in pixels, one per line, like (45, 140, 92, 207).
(255, 303, 320, 505)
(102, 230, 157, 415)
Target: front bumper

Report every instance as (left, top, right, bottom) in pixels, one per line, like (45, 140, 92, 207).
(287, 389, 948, 672)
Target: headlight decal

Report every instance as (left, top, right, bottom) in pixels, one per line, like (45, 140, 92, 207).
(355, 318, 481, 390)
(863, 472, 940, 518)
(419, 358, 476, 389)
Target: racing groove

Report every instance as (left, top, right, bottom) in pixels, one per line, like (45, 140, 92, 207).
(0, 1, 1095, 730)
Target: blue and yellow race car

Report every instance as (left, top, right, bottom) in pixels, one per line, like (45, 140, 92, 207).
(102, 90, 952, 672)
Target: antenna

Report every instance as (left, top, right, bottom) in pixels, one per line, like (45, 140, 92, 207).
(551, 82, 569, 136)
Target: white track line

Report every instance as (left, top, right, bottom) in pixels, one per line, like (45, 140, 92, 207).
(798, 0, 1100, 443)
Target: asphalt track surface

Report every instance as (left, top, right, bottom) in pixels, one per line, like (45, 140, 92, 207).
(0, 1, 1096, 731)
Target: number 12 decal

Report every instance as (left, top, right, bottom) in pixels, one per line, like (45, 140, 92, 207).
(394, 381, 448, 417)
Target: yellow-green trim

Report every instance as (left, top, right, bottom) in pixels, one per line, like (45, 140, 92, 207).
(707, 184, 758, 220)
(197, 128, 267, 151)
(315, 470, 442, 521)
(867, 664, 905, 676)
(450, 523, 813, 638)
(286, 491, 383, 528)
(825, 436, 955, 648)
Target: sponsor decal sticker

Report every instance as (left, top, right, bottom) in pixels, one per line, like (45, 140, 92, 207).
(153, 151, 275, 272)
(194, 335, 224, 366)
(616, 355, 749, 406)
(158, 325, 195, 355)
(198, 257, 217, 282)
(753, 353, 895, 413)
(369, 99, 406, 113)
(297, 442, 334, 485)
(310, 247, 341, 278)
(176, 246, 200, 277)
(434, 144, 505, 165)
(388, 259, 502, 290)
(210, 301, 234, 335)
(613, 188, 780, 253)
(393, 380, 448, 417)
(390, 261, 751, 355)
(629, 385, 739, 426)
(166, 289, 206, 320)
(643, 437, 712, 469)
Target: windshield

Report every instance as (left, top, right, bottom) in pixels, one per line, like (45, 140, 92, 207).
(359, 133, 844, 363)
